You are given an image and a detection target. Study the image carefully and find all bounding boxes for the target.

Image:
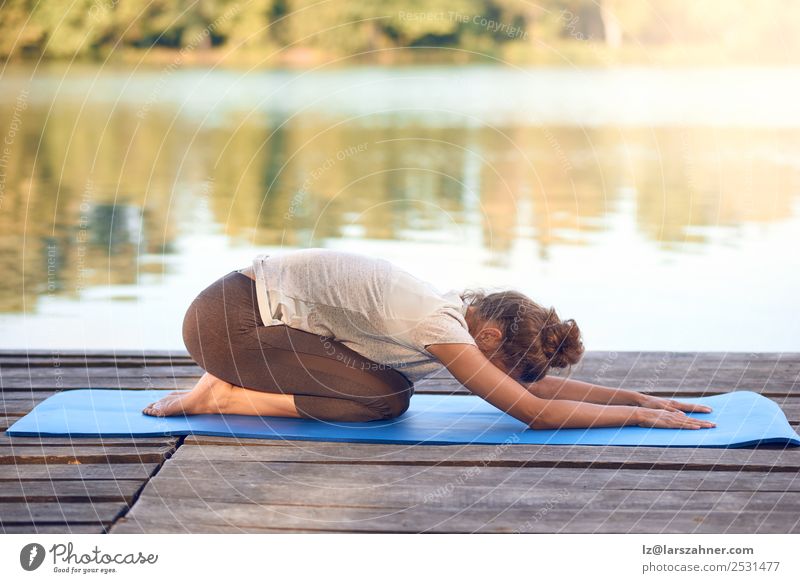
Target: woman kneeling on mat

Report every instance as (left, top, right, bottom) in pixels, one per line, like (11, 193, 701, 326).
(143, 248, 714, 430)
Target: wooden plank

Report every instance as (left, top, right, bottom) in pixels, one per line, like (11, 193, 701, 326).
(0, 435, 177, 447)
(0, 463, 159, 481)
(116, 496, 800, 533)
(133, 482, 800, 520)
(0, 502, 126, 525)
(0, 445, 175, 464)
(0, 378, 196, 390)
(2, 524, 106, 533)
(0, 365, 202, 379)
(111, 519, 310, 533)
(0, 358, 195, 368)
(0, 391, 54, 416)
(0, 480, 142, 502)
(0, 368, 198, 391)
(0, 390, 57, 399)
(0, 416, 21, 431)
(116, 511, 798, 534)
(1, 400, 48, 416)
(146, 459, 800, 492)
(174, 442, 800, 472)
(135, 473, 800, 512)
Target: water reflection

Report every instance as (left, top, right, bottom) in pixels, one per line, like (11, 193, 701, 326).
(0, 66, 798, 349)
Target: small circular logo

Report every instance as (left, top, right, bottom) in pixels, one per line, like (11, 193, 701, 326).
(20, 543, 46, 571)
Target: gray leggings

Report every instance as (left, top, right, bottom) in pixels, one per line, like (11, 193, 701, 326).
(181, 270, 414, 422)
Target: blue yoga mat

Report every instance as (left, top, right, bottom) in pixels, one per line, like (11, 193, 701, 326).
(6, 389, 799, 448)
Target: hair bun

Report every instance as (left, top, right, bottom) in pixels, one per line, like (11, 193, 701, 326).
(541, 315, 584, 369)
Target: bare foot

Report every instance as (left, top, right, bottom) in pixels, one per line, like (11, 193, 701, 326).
(142, 372, 234, 417)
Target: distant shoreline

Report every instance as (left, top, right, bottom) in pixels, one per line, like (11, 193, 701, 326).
(3, 43, 799, 69)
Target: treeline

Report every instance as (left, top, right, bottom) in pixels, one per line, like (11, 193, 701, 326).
(1, 0, 798, 63)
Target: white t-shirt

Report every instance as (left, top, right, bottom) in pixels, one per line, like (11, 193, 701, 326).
(251, 248, 476, 383)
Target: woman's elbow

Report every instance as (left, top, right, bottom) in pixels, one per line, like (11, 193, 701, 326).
(528, 417, 559, 430)
(524, 406, 561, 430)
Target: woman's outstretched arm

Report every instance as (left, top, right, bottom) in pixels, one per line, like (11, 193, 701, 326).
(426, 343, 715, 430)
(527, 375, 712, 413)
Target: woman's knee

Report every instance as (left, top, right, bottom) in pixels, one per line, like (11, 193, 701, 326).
(182, 272, 260, 364)
(181, 298, 205, 362)
(181, 292, 238, 377)
(363, 387, 413, 420)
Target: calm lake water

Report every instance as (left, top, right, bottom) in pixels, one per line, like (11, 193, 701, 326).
(0, 64, 798, 351)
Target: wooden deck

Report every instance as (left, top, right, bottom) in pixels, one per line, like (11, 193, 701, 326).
(1, 350, 798, 533)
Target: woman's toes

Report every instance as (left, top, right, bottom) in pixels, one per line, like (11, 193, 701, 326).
(142, 400, 170, 417)
(142, 393, 195, 417)
(141, 384, 227, 417)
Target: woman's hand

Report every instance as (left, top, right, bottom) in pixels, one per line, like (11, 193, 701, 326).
(636, 408, 716, 430)
(635, 394, 712, 414)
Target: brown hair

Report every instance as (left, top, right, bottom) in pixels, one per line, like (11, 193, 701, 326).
(461, 289, 584, 383)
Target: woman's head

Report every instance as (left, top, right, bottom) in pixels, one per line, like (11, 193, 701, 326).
(461, 289, 584, 383)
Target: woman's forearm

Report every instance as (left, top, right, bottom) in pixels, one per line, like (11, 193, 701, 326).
(532, 398, 643, 429)
(529, 375, 643, 406)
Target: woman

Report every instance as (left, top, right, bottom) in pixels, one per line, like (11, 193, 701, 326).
(143, 248, 714, 430)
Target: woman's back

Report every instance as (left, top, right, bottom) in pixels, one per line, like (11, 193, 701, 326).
(250, 248, 477, 382)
